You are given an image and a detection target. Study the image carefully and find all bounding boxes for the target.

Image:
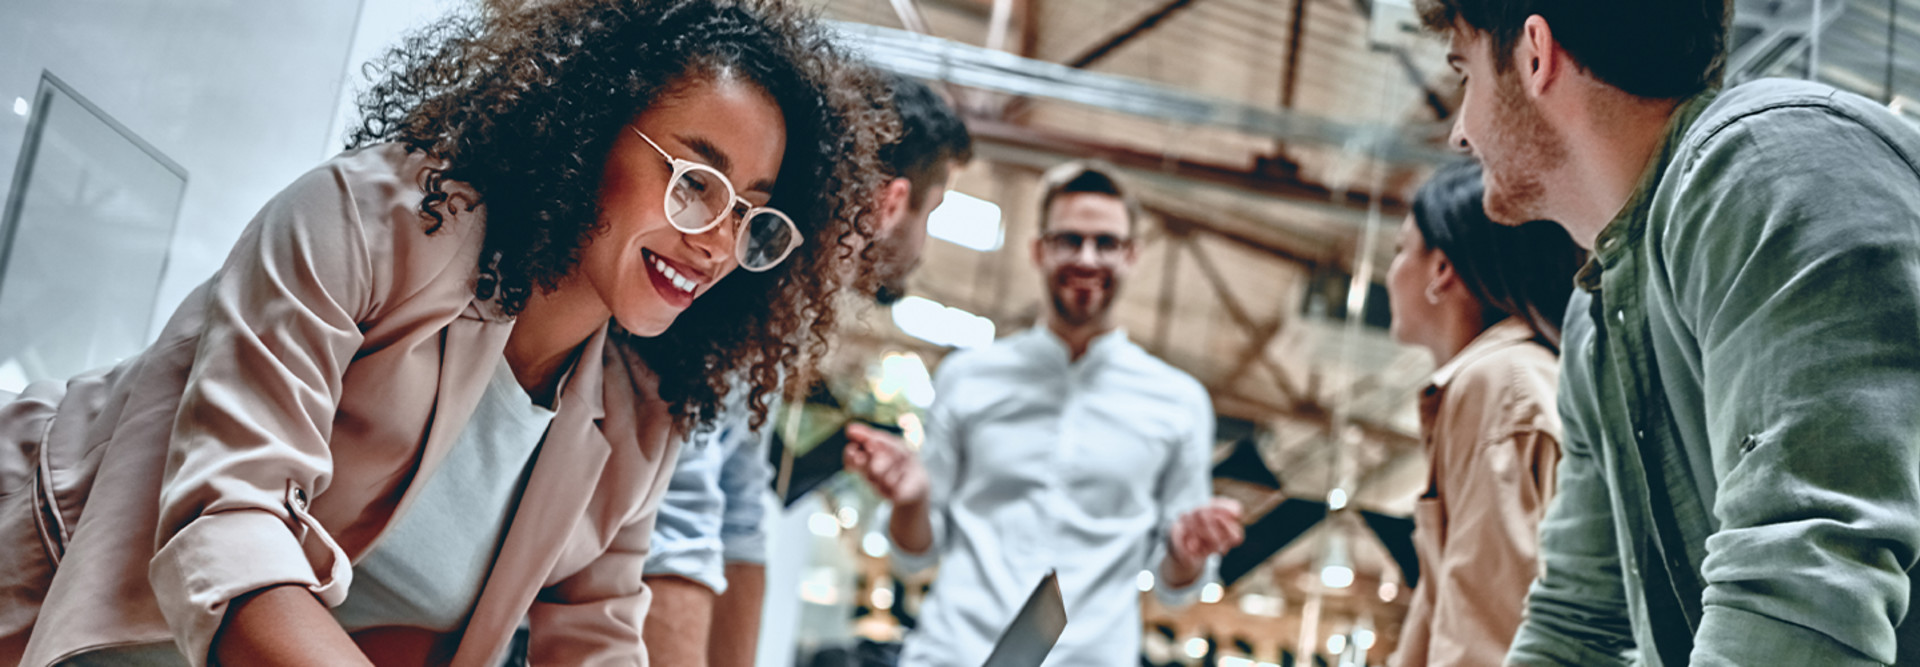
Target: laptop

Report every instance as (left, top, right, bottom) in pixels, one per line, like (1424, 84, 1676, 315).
(979, 571, 1069, 667)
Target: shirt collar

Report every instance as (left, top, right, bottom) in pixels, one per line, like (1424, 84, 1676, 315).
(1577, 90, 1720, 292)
(1027, 324, 1131, 367)
(1425, 317, 1539, 393)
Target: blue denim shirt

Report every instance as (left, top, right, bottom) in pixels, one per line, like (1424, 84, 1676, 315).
(1510, 79, 1920, 666)
(642, 409, 771, 595)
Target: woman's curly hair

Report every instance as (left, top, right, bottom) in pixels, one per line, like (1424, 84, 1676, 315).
(347, 0, 895, 431)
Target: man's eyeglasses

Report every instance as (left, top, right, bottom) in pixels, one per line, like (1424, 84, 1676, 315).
(1040, 231, 1132, 260)
(630, 127, 803, 272)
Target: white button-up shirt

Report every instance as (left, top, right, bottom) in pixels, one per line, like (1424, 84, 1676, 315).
(895, 327, 1217, 666)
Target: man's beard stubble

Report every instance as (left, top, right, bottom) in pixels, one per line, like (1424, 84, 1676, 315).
(1048, 272, 1116, 328)
(867, 223, 916, 305)
(1479, 73, 1567, 226)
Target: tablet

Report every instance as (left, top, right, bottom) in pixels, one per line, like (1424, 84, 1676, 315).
(980, 571, 1068, 667)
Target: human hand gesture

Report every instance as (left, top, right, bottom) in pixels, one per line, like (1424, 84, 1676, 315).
(842, 423, 929, 506)
(1168, 497, 1246, 569)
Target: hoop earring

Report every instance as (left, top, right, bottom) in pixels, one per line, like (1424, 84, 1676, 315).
(1424, 283, 1442, 305)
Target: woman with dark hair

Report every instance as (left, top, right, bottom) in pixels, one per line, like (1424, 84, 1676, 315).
(0, 1, 890, 665)
(1384, 161, 1585, 667)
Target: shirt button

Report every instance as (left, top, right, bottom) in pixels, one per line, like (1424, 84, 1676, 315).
(1614, 310, 1626, 324)
(1635, 429, 1646, 441)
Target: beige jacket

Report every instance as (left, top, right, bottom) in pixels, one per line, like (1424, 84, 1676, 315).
(0, 143, 679, 666)
(1391, 318, 1561, 667)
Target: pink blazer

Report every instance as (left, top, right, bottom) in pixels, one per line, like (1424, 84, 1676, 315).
(0, 143, 680, 666)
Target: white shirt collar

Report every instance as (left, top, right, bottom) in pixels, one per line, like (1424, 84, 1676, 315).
(1026, 324, 1131, 367)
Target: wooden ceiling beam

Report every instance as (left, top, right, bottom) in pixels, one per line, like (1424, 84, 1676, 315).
(888, 0, 934, 34)
(968, 118, 1410, 216)
(1280, 0, 1311, 110)
(1063, 0, 1205, 69)
(1016, 0, 1040, 58)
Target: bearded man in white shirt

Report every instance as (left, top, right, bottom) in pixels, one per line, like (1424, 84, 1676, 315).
(844, 161, 1245, 666)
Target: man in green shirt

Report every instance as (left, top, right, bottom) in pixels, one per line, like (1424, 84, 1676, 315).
(1417, 0, 1920, 664)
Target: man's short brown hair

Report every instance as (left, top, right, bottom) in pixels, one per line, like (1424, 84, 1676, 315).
(1418, 0, 1731, 100)
(1037, 160, 1145, 235)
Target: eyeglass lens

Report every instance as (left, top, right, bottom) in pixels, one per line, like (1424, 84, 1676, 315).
(738, 210, 795, 269)
(667, 167, 732, 232)
(1047, 232, 1128, 254)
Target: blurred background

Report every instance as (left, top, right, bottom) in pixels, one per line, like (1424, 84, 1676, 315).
(0, 0, 1913, 665)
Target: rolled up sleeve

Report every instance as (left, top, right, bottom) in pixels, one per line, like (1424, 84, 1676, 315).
(890, 370, 963, 578)
(643, 432, 729, 593)
(642, 418, 772, 594)
(148, 160, 384, 665)
(1148, 384, 1216, 608)
(718, 426, 772, 566)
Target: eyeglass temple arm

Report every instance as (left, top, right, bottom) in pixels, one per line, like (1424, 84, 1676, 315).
(628, 126, 675, 164)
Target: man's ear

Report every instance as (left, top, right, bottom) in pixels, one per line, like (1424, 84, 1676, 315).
(874, 177, 912, 235)
(1518, 15, 1564, 98)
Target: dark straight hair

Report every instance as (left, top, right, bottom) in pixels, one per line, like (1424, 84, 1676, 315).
(877, 73, 973, 209)
(1417, 0, 1730, 100)
(1411, 160, 1586, 350)
(1037, 160, 1143, 235)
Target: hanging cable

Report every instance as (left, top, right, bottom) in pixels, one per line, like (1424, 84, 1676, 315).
(1889, 0, 1901, 104)
(1810, 0, 1823, 81)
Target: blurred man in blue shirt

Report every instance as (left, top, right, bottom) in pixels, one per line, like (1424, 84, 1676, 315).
(640, 73, 973, 667)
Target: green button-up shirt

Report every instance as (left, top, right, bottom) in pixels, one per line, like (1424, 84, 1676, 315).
(1508, 79, 1920, 666)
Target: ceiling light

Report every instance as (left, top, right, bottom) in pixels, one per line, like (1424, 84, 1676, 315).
(1201, 582, 1224, 603)
(1326, 633, 1347, 656)
(1320, 530, 1353, 589)
(12, 97, 28, 117)
(928, 190, 1003, 252)
(1320, 564, 1355, 589)
(1238, 593, 1283, 617)
(892, 296, 995, 348)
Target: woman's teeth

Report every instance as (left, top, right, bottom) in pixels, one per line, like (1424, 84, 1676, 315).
(653, 256, 697, 294)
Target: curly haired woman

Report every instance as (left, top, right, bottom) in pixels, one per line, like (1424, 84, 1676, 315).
(0, 1, 891, 665)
